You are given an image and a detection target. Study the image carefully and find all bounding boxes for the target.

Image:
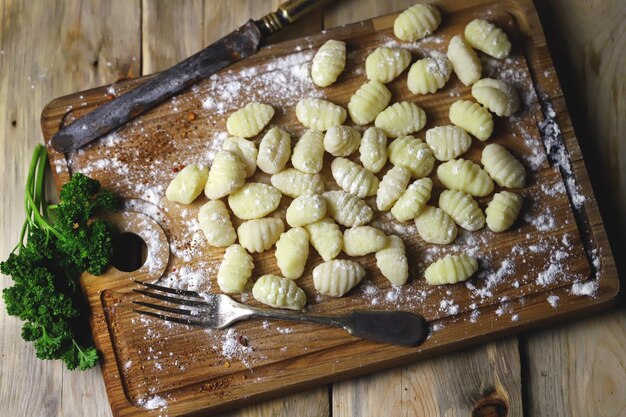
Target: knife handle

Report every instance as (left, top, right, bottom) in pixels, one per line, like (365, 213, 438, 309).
(257, 0, 334, 36)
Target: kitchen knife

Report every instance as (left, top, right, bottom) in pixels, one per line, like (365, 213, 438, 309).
(51, 0, 334, 153)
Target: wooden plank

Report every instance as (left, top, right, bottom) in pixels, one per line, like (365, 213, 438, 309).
(333, 338, 522, 416)
(0, 1, 140, 417)
(324, 2, 524, 416)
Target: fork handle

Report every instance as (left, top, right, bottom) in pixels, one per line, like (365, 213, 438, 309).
(250, 309, 428, 347)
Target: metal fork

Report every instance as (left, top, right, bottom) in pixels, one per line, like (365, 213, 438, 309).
(132, 281, 428, 346)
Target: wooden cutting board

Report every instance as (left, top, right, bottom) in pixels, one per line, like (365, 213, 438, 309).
(40, 0, 619, 416)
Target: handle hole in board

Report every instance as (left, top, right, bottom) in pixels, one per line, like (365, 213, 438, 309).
(111, 232, 148, 272)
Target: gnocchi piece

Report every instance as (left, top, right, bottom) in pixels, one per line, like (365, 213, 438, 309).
(270, 168, 325, 198)
(375, 236, 409, 286)
(391, 178, 433, 222)
(204, 150, 246, 200)
(464, 19, 511, 60)
(424, 254, 478, 285)
(226, 102, 275, 138)
(365, 47, 412, 83)
(323, 190, 374, 227)
(237, 217, 285, 253)
(449, 100, 494, 141)
(438, 190, 485, 231)
(296, 98, 347, 131)
(324, 125, 361, 157)
(393, 4, 441, 42)
(305, 218, 343, 261)
(348, 80, 391, 125)
(311, 39, 346, 87)
(228, 182, 282, 220)
(331, 157, 379, 198)
(257, 127, 292, 174)
(275, 227, 310, 279)
(471, 78, 520, 117)
(446, 35, 482, 86)
(217, 244, 254, 294)
(252, 274, 307, 310)
(425, 125, 472, 161)
(377, 166, 411, 211)
(375, 102, 427, 138)
(407, 57, 452, 94)
(388, 135, 435, 178)
(197, 200, 237, 247)
(359, 127, 388, 173)
(343, 226, 388, 256)
(286, 194, 327, 227)
(414, 206, 458, 244)
(222, 136, 257, 178)
(437, 158, 494, 197)
(481, 143, 526, 188)
(313, 259, 366, 297)
(165, 164, 209, 204)
(485, 191, 523, 232)
(292, 130, 325, 174)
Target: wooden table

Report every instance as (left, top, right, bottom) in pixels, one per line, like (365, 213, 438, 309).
(0, 1, 624, 416)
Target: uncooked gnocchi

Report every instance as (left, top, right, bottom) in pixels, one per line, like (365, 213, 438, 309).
(365, 47, 412, 83)
(377, 166, 411, 211)
(449, 100, 493, 141)
(311, 39, 346, 87)
(407, 57, 452, 94)
(485, 191, 523, 232)
(447, 35, 482, 86)
(165, 164, 208, 204)
(226, 102, 275, 138)
(275, 227, 309, 279)
(252, 274, 307, 310)
(424, 254, 478, 285)
(359, 127, 388, 173)
(425, 125, 472, 161)
(237, 217, 285, 253)
(296, 98, 347, 131)
(374, 102, 427, 138)
(286, 194, 327, 227)
(481, 143, 526, 188)
(217, 244, 254, 294)
(304, 218, 343, 261)
(464, 19, 511, 60)
(438, 190, 485, 231)
(343, 226, 388, 256)
(292, 130, 325, 174)
(391, 178, 433, 222)
(388, 135, 435, 178)
(414, 205, 458, 244)
(324, 125, 361, 157)
(437, 158, 494, 197)
(197, 200, 237, 247)
(331, 157, 379, 198)
(393, 4, 441, 42)
(471, 78, 520, 117)
(204, 150, 246, 200)
(227, 182, 282, 220)
(375, 235, 409, 286)
(270, 168, 325, 198)
(222, 136, 257, 177)
(348, 80, 391, 125)
(313, 259, 366, 297)
(323, 190, 373, 227)
(257, 127, 291, 174)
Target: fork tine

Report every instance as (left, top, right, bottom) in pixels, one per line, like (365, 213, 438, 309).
(132, 300, 195, 316)
(134, 309, 208, 327)
(134, 280, 202, 298)
(133, 289, 212, 307)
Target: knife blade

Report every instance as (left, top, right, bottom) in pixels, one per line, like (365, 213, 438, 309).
(51, 0, 333, 153)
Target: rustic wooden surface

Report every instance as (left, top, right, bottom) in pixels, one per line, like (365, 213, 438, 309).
(0, 1, 624, 417)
